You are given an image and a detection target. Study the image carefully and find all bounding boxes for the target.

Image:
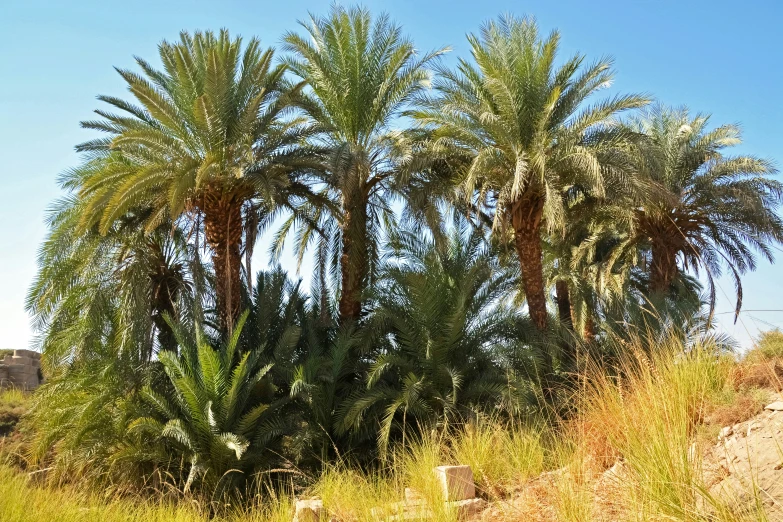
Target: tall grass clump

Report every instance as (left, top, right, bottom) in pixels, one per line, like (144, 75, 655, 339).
(312, 462, 398, 522)
(577, 334, 755, 520)
(0, 463, 300, 522)
(450, 417, 546, 497)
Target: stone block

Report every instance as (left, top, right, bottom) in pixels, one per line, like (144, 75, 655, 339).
(10, 356, 31, 366)
(404, 487, 423, 504)
(7, 364, 37, 389)
(371, 502, 433, 522)
(447, 498, 487, 520)
(764, 401, 783, 411)
(433, 465, 475, 501)
(293, 498, 324, 522)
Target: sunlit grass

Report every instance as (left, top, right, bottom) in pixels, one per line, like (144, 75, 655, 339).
(1, 336, 779, 521)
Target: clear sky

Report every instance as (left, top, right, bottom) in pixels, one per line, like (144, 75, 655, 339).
(1, 0, 782, 350)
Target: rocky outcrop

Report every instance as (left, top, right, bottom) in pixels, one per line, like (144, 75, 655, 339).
(704, 393, 783, 519)
(0, 349, 43, 390)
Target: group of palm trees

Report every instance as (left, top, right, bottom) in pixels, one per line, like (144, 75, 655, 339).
(26, 6, 783, 494)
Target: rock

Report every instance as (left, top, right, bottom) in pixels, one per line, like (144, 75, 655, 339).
(447, 498, 487, 520)
(603, 460, 627, 482)
(434, 465, 475, 501)
(293, 499, 324, 522)
(372, 502, 433, 522)
(404, 487, 424, 505)
(719, 426, 733, 439)
(765, 401, 783, 411)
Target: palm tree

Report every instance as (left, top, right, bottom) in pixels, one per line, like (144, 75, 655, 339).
(26, 178, 196, 364)
(75, 30, 319, 334)
(623, 105, 783, 319)
(130, 313, 284, 495)
(339, 227, 531, 453)
(414, 15, 647, 330)
(281, 6, 446, 324)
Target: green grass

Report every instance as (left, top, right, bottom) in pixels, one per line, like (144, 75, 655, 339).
(0, 337, 778, 521)
(749, 329, 783, 360)
(0, 388, 28, 437)
(0, 464, 298, 522)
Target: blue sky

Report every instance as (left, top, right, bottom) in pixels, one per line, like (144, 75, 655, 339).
(1, 0, 781, 349)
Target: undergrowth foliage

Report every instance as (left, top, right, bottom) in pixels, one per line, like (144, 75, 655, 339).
(8, 3, 783, 520)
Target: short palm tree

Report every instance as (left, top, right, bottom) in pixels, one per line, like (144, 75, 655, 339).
(414, 16, 646, 330)
(27, 175, 195, 363)
(281, 6, 446, 324)
(623, 105, 783, 318)
(75, 30, 319, 333)
(131, 313, 282, 495)
(339, 227, 528, 453)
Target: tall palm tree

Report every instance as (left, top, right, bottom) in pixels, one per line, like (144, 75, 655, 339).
(75, 30, 319, 333)
(622, 105, 783, 319)
(414, 16, 647, 330)
(281, 6, 446, 324)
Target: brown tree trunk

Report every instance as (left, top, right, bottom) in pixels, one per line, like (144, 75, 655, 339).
(511, 199, 548, 331)
(555, 280, 573, 328)
(338, 189, 368, 324)
(318, 242, 330, 325)
(583, 313, 596, 342)
(555, 279, 577, 371)
(150, 274, 178, 353)
(245, 205, 259, 296)
(650, 243, 678, 295)
(203, 193, 243, 335)
(147, 238, 179, 353)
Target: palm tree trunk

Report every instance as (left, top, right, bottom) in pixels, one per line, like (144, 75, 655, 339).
(203, 194, 243, 335)
(152, 299, 177, 353)
(555, 279, 577, 371)
(510, 199, 555, 398)
(555, 280, 573, 328)
(318, 242, 330, 325)
(583, 307, 596, 342)
(245, 204, 259, 295)
(650, 243, 677, 294)
(511, 199, 548, 331)
(147, 238, 178, 353)
(339, 189, 368, 324)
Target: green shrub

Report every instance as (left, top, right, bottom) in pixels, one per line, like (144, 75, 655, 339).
(753, 329, 783, 359)
(0, 388, 28, 437)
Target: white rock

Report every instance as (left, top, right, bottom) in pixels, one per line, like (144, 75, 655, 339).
(372, 502, 433, 522)
(433, 465, 475, 501)
(404, 487, 423, 504)
(447, 497, 487, 520)
(293, 499, 324, 522)
(720, 426, 733, 439)
(764, 401, 783, 411)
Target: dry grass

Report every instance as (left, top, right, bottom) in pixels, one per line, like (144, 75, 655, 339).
(704, 391, 765, 427)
